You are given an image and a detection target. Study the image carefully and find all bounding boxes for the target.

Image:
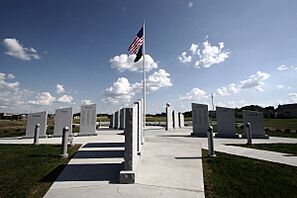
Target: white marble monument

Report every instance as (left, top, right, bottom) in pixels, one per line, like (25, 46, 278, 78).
(165, 103, 173, 130)
(119, 104, 139, 184)
(173, 111, 179, 128)
(179, 113, 184, 128)
(114, 111, 120, 129)
(53, 107, 73, 136)
(120, 108, 126, 130)
(79, 104, 96, 135)
(243, 110, 268, 138)
(191, 103, 209, 137)
(109, 114, 114, 128)
(134, 99, 143, 153)
(25, 111, 48, 138)
(216, 106, 238, 138)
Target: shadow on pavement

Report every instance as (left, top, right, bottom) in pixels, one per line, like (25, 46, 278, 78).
(83, 142, 125, 148)
(175, 156, 202, 160)
(41, 163, 123, 183)
(73, 150, 124, 158)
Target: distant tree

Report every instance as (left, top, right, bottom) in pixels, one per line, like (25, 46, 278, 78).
(183, 111, 192, 117)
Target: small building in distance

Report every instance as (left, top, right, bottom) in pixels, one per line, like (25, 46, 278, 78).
(0, 112, 14, 120)
(0, 113, 27, 120)
(276, 103, 297, 118)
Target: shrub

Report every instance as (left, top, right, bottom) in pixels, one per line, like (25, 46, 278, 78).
(284, 129, 291, 133)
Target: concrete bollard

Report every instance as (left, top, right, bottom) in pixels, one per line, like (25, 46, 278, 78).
(61, 126, 69, 158)
(246, 122, 252, 145)
(33, 123, 40, 145)
(207, 126, 216, 157)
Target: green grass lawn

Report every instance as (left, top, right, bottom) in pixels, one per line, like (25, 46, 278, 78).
(230, 143, 297, 156)
(202, 149, 297, 198)
(265, 129, 297, 138)
(0, 144, 80, 198)
(0, 120, 27, 137)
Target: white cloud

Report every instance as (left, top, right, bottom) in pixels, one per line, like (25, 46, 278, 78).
(288, 93, 297, 103)
(276, 85, 284, 89)
(188, 2, 193, 8)
(57, 95, 73, 103)
(216, 100, 246, 108)
(104, 69, 172, 104)
(28, 92, 56, 106)
(190, 44, 198, 54)
(178, 52, 192, 63)
(146, 69, 173, 92)
(239, 71, 270, 91)
(0, 72, 31, 111)
(81, 99, 93, 105)
(130, 69, 173, 93)
(0, 72, 20, 90)
(277, 64, 289, 71)
(7, 73, 15, 79)
(2, 38, 40, 61)
(195, 40, 230, 68)
(110, 54, 158, 72)
(104, 77, 135, 104)
(178, 38, 230, 68)
(56, 84, 65, 94)
(180, 88, 208, 101)
(215, 71, 270, 96)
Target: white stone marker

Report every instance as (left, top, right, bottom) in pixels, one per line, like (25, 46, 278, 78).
(109, 114, 114, 128)
(165, 103, 173, 130)
(173, 111, 179, 128)
(120, 108, 126, 130)
(54, 107, 73, 136)
(79, 104, 96, 135)
(179, 113, 185, 128)
(114, 111, 120, 129)
(216, 106, 238, 138)
(120, 104, 138, 184)
(134, 99, 143, 154)
(191, 103, 209, 137)
(25, 111, 48, 138)
(243, 110, 268, 138)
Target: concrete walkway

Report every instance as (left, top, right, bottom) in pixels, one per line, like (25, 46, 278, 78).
(42, 128, 205, 198)
(1, 127, 297, 197)
(148, 127, 297, 167)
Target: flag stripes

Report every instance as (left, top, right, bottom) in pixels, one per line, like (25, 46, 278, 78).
(129, 37, 144, 54)
(128, 27, 144, 54)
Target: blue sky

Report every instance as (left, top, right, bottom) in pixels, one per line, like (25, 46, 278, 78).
(1, 0, 297, 114)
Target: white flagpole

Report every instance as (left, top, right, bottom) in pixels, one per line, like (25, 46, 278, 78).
(142, 21, 146, 129)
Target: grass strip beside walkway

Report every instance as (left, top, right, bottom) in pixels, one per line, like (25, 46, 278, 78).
(0, 144, 80, 198)
(202, 149, 297, 198)
(230, 143, 297, 156)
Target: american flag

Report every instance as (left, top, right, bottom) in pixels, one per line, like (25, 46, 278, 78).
(128, 27, 144, 54)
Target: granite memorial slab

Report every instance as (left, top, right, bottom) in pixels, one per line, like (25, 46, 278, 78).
(166, 103, 173, 130)
(243, 110, 268, 139)
(215, 106, 238, 138)
(25, 111, 48, 138)
(173, 110, 179, 128)
(53, 107, 73, 136)
(119, 104, 138, 184)
(191, 103, 208, 137)
(179, 113, 184, 128)
(120, 108, 126, 130)
(79, 104, 96, 135)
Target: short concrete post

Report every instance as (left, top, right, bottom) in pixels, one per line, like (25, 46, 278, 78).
(61, 126, 69, 158)
(207, 126, 215, 157)
(246, 122, 252, 145)
(33, 123, 40, 145)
